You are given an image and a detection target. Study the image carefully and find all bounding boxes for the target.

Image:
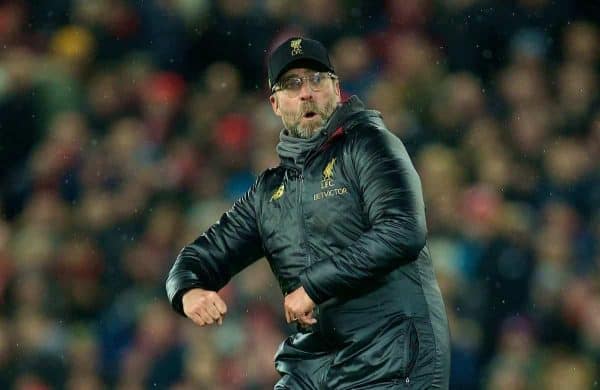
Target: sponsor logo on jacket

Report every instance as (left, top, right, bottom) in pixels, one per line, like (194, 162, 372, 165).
(313, 158, 348, 201)
(271, 183, 285, 201)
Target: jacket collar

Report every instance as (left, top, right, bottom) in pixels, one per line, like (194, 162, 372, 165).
(324, 95, 365, 137)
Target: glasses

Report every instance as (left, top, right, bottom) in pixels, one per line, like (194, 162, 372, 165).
(272, 72, 337, 96)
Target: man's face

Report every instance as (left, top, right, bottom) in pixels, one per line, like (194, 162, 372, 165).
(270, 68, 341, 138)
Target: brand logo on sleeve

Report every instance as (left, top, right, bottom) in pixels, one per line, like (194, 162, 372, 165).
(270, 182, 285, 201)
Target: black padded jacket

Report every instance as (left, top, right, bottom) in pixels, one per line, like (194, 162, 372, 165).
(166, 96, 450, 389)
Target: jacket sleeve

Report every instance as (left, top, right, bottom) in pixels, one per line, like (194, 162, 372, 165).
(299, 127, 427, 304)
(166, 175, 265, 316)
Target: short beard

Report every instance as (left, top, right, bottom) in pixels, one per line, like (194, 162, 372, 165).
(283, 100, 338, 139)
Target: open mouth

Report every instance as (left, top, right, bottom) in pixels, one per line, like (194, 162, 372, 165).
(303, 111, 317, 119)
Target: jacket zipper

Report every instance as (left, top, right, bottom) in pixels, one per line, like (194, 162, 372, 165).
(298, 174, 311, 285)
(403, 340, 411, 386)
(296, 169, 322, 334)
(299, 134, 321, 268)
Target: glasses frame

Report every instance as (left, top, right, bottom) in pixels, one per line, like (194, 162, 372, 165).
(271, 72, 338, 95)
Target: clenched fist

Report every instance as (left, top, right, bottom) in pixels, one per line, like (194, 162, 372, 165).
(284, 286, 317, 327)
(182, 288, 227, 327)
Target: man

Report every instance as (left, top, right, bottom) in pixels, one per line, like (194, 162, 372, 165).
(166, 37, 450, 389)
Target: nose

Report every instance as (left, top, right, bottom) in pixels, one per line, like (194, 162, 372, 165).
(298, 80, 314, 101)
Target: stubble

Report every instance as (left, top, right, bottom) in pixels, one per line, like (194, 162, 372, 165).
(282, 99, 338, 139)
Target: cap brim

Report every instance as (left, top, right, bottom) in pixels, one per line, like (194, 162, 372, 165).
(273, 57, 334, 86)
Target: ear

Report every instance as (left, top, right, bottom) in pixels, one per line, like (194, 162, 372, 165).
(270, 94, 281, 117)
(334, 79, 341, 99)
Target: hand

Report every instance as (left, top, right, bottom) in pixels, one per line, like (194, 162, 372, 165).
(182, 288, 227, 327)
(284, 286, 317, 327)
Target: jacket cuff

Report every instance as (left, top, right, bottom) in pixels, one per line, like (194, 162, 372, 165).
(171, 287, 194, 317)
(299, 258, 337, 304)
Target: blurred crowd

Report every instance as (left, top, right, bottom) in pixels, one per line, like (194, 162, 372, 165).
(0, 0, 598, 389)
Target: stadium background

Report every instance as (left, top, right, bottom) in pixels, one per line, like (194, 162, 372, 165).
(0, 0, 599, 388)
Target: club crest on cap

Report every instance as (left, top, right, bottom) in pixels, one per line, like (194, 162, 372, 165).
(290, 38, 303, 56)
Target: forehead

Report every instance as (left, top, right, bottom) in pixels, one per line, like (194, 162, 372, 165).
(280, 67, 319, 79)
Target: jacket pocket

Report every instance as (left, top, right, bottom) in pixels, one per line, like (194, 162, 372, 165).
(400, 318, 420, 380)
